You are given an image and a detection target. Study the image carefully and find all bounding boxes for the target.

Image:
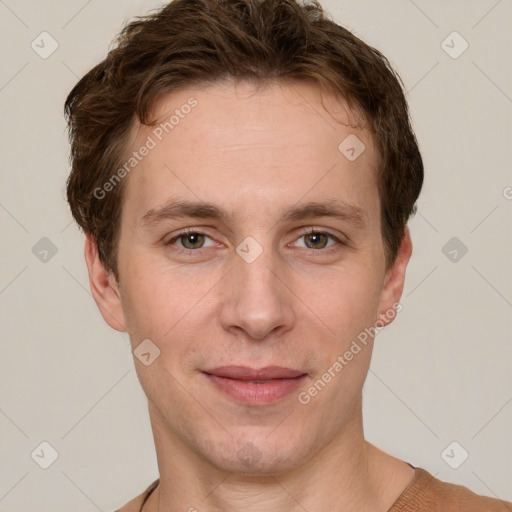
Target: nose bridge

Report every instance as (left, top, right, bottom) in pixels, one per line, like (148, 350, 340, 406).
(219, 234, 295, 340)
(236, 238, 280, 293)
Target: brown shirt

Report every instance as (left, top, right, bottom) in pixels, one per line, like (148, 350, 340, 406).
(114, 467, 512, 512)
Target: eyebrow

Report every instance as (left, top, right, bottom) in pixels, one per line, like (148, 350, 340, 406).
(140, 197, 367, 229)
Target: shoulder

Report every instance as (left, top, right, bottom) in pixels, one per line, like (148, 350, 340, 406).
(112, 479, 159, 512)
(390, 467, 512, 512)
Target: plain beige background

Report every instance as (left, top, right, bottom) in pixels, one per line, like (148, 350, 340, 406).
(0, 0, 511, 510)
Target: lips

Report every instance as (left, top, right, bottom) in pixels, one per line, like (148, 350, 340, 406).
(202, 366, 307, 405)
(203, 365, 306, 380)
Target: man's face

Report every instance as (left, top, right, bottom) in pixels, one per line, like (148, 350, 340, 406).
(89, 80, 409, 474)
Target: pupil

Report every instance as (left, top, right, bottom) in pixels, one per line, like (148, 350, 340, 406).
(307, 232, 326, 248)
(183, 233, 203, 248)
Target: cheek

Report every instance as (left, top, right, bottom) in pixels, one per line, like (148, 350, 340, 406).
(118, 255, 170, 337)
(304, 265, 383, 347)
(118, 255, 216, 348)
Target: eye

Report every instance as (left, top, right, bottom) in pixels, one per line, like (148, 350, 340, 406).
(165, 230, 217, 251)
(165, 228, 344, 254)
(293, 229, 342, 252)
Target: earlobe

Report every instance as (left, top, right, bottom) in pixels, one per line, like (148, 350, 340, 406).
(376, 226, 413, 327)
(84, 234, 127, 332)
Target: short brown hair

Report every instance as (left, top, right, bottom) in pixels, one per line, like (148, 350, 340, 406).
(65, 0, 423, 279)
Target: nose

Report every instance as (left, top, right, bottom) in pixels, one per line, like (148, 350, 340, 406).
(219, 242, 296, 342)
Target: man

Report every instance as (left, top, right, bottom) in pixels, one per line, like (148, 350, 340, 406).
(64, 0, 511, 510)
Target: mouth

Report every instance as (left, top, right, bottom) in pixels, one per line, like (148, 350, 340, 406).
(202, 366, 308, 405)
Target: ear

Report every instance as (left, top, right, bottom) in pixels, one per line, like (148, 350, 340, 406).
(84, 233, 127, 332)
(376, 226, 412, 327)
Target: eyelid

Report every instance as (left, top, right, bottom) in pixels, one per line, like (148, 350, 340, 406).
(295, 226, 346, 241)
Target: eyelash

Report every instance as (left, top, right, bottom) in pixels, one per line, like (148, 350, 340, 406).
(165, 228, 344, 255)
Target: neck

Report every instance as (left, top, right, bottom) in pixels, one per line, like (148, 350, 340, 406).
(143, 399, 414, 512)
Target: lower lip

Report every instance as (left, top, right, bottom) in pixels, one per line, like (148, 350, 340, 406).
(205, 374, 307, 405)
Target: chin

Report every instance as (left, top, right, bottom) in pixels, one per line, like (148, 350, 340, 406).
(199, 428, 314, 476)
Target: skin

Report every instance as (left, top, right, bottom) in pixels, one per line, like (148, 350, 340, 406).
(85, 79, 415, 511)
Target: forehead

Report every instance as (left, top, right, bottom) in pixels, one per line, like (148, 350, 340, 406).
(120, 79, 379, 226)
(145, 79, 370, 152)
